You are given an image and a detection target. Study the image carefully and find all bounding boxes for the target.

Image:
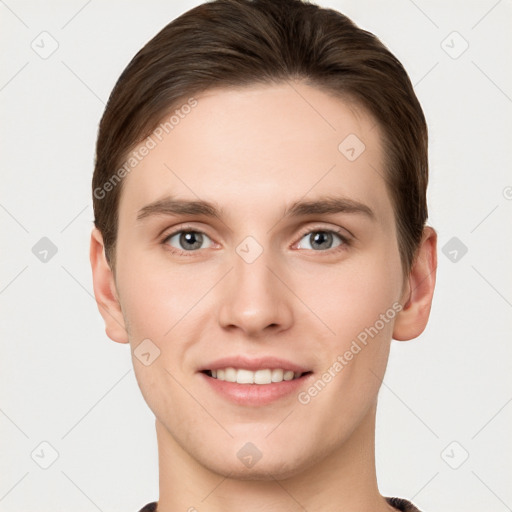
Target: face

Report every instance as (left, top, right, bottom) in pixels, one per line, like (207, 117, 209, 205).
(110, 82, 408, 479)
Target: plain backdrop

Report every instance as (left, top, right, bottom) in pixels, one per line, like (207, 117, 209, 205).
(1, 1, 511, 511)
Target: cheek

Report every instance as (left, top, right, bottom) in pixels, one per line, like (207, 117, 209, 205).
(293, 266, 399, 431)
(115, 249, 195, 339)
(293, 252, 402, 344)
(117, 263, 198, 422)
(291, 245, 402, 407)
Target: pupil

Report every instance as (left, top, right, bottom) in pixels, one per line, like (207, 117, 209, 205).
(311, 231, 332, 250)
(180, 231, 202, 250)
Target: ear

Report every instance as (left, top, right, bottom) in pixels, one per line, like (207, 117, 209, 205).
(393, 226, 437, 341)
(89, 227, 129, 344)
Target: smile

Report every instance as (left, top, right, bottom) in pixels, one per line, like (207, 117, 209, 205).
(203, 368, 310, 384)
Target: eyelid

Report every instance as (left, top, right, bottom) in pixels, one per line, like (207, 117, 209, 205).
(160, 222, 353, 256)
(292, 224, 352, 248)
(160, 223, 217, 256)
(161, 223, 213, 240)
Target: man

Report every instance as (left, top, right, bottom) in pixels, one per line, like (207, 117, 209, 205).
(90, 1, 437, 510)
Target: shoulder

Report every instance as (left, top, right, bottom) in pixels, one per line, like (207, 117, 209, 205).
(139, 498, 421, 512)
(137, 502, 157, 512)
(386, 496, 423, 511)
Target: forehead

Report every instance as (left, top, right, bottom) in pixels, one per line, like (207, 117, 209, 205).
(118, 82, 393, 227)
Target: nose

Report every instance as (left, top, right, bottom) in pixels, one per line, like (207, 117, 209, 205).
(217, 247, 294, 338)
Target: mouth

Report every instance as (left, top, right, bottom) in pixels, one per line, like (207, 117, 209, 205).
(201, 368, 313, 384)
(199, 368, 314, 406)
(198, 356, 314, 405)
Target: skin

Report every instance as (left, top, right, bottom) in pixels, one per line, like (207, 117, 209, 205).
(90, 82, 437, 512)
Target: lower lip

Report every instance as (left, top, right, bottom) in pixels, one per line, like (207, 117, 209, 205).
(199, 372, 313, 406)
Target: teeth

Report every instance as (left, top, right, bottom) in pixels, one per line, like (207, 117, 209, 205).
(271, 368, 283, 382)
(237, 369, 254, 384)
(209, 367, 303, 384)
(255, 369, 272, 384)
(225, 367, 237, 382)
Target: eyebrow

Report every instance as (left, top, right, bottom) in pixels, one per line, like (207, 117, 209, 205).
(137, 197, 222, 221)
(136, 195, 375, 222)
(285, 197, 374, 219)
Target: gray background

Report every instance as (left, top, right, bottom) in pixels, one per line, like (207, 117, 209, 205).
(1, 1, 511, 511)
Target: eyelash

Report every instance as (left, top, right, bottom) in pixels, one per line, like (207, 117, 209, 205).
(160, 224, 351, 257)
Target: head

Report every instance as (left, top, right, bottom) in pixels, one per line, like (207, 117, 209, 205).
(90, 0, 436, 480)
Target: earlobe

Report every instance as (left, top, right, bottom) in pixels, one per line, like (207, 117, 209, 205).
(393, 226, 437, 341)
(89, 227, 129, 344)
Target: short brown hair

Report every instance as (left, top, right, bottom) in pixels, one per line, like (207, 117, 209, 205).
(92, 0, 428, 274)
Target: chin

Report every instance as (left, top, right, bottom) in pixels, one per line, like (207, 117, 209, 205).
(200, 446, 318, 482)
(208, 462, 305, 482)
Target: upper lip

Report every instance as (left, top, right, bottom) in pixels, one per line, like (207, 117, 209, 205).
(199, 356, 311, 374)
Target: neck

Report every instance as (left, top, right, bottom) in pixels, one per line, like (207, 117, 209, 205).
(155, 401, 395, 512)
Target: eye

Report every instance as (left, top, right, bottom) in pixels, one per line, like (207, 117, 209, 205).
(296, 229, 348, 251)
(163, 230, 213, 252)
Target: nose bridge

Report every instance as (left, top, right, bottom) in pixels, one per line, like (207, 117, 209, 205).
(217, 237, 293, 335)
